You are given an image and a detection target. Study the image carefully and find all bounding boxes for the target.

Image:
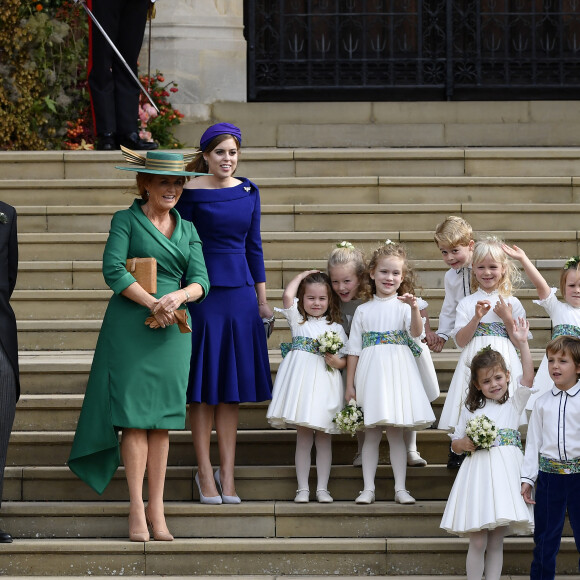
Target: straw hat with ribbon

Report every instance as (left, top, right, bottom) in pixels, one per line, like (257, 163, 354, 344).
(115, 146, 207, 176)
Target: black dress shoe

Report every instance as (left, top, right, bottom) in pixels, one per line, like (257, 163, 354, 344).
(95, 132, 118, 151)
(0, 529, 13, 543)
(118, 132, 158, 151)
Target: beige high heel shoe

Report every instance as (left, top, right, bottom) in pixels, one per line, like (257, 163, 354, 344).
(145, 507, 174, 541)
(128, 509, 150, 542)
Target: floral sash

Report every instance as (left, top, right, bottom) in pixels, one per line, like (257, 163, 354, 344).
(473, 322, 508, 339)
(494, 428, 522, 452)
(361, 331, 422, 358)
(539, 455, 580, 475)
(552, 324, 580, 340)
(280, 336, 320, 359)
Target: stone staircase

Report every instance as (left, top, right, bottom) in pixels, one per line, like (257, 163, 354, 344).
(1, 145, 580, 577)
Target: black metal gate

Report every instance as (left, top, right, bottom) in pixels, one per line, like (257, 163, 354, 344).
(245, 0, 580, 101)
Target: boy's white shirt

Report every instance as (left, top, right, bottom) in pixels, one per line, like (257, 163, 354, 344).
(521, 380, 580, 485)
(436, 266, 472, 340)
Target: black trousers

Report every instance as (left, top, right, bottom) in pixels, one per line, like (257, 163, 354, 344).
(0, 342, 16, 508)
(88, 0, 149, 135)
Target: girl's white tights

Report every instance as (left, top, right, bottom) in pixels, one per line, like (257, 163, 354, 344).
(466, 527, 507, 580)
(361, 426, 407, 492)
(295, 426, 332, 491)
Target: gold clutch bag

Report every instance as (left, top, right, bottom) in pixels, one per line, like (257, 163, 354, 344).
(126, 257, 157, 294)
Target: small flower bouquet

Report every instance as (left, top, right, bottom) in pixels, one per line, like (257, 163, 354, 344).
(333, 399, 364, 436)
(0, 212, 7, 224)
(465, 415, 498, 452)
(316, 330, 344, 371)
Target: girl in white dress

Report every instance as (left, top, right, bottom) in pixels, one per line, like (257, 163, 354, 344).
(344, 242, 435, 505)
(328, 241, 436, 467)
(267, 270, 347, 503)
(438, 236, 528, 431)
(502, 245, 580, 413)
(440, 318, 534, 580)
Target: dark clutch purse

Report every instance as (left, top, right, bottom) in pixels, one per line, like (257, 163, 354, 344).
(126, 257, 157, 294)
(263, 314, 275, 338)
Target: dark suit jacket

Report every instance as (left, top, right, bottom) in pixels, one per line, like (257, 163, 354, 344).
(0, 201, 19, 400)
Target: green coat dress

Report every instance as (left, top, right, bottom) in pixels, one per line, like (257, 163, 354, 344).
(68, 200, 209, 494)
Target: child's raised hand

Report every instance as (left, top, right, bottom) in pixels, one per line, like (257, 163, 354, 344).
(493, 295, 513, 322)
(521, 482, 535, 505)
(502, 243, 527, 262)
(398, 293, 417, 308)
(475, 300, 491, 319)
(511, 316, 530, 345)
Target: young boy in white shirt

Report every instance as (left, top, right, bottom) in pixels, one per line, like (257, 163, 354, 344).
(521, 335, 580, 579)
(425, 216, 474, 468)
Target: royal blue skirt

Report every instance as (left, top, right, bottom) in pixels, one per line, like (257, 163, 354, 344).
(186, 285, 273, 405)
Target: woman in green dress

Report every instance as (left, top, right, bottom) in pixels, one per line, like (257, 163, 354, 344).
(68, 150, 209, 542)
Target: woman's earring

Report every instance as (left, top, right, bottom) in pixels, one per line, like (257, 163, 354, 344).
(145, 190, 150, 197)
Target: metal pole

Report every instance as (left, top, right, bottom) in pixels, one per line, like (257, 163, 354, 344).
(73, 0, 159, 112)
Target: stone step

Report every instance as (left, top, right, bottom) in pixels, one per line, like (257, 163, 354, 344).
(3, 577, 553, 580)
(13, 202, 580, 234)
(0, 536, 577, 576)
(5, 430, 453, 468)
(0, 501, 574, 541)
(2, 148, 580, 184)
(3, 465, 457, 503)
(16, 230, 579, 263)
(10, 286, 559, 321)
(14, 316, 553, 351)
(17, 350, 479, 395)
(6, 175, 580, 208)
(15, 257, 569, 293)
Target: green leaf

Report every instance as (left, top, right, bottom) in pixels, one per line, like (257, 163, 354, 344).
(44, 95, 57, 112)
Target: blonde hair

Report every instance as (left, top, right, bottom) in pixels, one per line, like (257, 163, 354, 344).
(363, 242, 417, 301)
(327, 243, 368, 300)
(434, 216, 474, 248)
(471, 235, 523, 296)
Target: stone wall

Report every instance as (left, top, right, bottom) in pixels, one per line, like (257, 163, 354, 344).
(140, 0, 246, 121)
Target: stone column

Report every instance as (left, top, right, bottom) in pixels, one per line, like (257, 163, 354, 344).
(140, 0, 246, 120)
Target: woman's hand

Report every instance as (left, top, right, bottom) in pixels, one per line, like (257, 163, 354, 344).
(493, 295, 513, 323)
(451, 436, 475, 454)
(258, 302, 274, 320)
(152, 291, 185, 316)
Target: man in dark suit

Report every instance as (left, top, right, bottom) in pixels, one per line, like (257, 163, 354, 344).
(88, 0, 158, 151)
(0, 201, 19, 543)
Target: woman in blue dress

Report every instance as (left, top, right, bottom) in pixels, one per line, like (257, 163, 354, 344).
(176, 123, 273, 504)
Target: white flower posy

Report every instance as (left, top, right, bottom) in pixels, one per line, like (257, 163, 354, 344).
(465, 415, 498, 452)
(333, 399, 364, 437)
(337, 241, 355, 249)
(316, 330, 344, 372)
(384, 239, 395, 245)
(0, 212, 7, 224)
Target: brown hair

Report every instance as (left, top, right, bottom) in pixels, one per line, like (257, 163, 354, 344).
(135, 173, 185, 201)
(185, 134, 241, 175)
(471, 235, 523, 296)
(296, 272, 342, 325)
(327, 243, 369, 300)
(546, 336, 580, 379)
(465, 347, 510, 411)
(559, 261, 580, 298)
(434, 216, 474, 248)
(362, 242, 417, 301)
